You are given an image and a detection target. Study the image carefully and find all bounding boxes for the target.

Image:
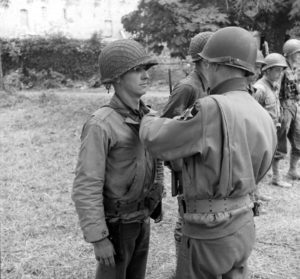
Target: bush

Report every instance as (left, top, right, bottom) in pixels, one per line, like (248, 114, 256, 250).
(1, 34, 192, 90)
(4, 68, 72, 90)
(1, 33, 103, 80)
(3, 70, 23, 90)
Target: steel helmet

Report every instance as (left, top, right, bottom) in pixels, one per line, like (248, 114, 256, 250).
(99, 39, 158, 84)
(283, 39, 300, 57)
(256, 50, 266, 65)
(199, 26, 257, 75)
(189, 31, 214, 62)
(262, 53, 288, 71)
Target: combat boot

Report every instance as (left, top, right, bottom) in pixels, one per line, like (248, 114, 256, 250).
(272, 159, 292, 188)
(287, 155, 300, 180)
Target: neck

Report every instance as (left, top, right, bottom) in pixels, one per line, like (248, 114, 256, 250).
(195, 65, 208, 89)
(287, 58, 298, 70)
(115, 90, 140, 111)
(212, 68, 245, 89)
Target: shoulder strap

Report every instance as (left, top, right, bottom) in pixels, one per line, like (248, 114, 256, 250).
(208, 95, 233, 194)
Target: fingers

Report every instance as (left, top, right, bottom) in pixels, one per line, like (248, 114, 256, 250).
(108, 255, 115, 267)
(93, 237, 116, 266)
(103, 257, 110, 266)
(98, 255, 115, 267)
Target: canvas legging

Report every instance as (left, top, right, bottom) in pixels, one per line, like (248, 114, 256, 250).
(277, 101, 300, 158)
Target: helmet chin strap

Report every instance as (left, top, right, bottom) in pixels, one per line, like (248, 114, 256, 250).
(105, 83, 112, 94)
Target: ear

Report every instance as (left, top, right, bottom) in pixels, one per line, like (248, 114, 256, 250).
(214, 64, 221, 72)
(201, 60, 210, 69)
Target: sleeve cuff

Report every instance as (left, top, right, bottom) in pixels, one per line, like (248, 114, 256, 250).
(83, 224, 109, 243)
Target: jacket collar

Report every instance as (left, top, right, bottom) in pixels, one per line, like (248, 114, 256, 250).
(190, 70, 208, 92)
(196, 70, 209, 91)
(210, 77, 249, 95)
(262, 76, 280, 91)
(109, 94, 150, 123)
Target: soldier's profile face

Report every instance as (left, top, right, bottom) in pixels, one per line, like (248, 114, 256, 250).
(119, 66, 150, 97)
(266, 66, 284, 82)
(292, 52, 300, 65)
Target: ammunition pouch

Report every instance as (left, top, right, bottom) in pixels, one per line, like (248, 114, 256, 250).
(287, 81, 299, 98)
(281, 80, 299, 101)
(150, 201, 162, 222)
(171, 170, 183, 197)
(252, 201, 261, 217)
(146, 182, 163, 222)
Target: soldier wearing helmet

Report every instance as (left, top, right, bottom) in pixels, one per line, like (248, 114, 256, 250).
(72, 39, 163, 279)
(162, 31, 213, 117)
(247, 50, 273, 206)
(160, 31, 213, 264)
(248, 49, 266, 88)
(253, 53, 291, 188)
(277, 38, 300, 181)
(140, 27, 277, 278)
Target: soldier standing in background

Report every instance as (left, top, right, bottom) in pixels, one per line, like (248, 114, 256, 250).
(161, 31, 213, 259)
(140, 27, 277, 279)
(162, 32, 213, 117)
(277, 38, 300, 182)
(253, 53, 290, 187)
(247, 49, 266, 95)
(72, 39, 163, 279)
(247, 50, 273, 211)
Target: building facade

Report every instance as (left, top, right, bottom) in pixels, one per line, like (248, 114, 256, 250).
(0, 0, 139, 40)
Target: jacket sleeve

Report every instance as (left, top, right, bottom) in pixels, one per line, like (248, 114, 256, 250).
(140, 110, 205, 161)
(161, 84, 196, 118)
(72, 120, 110, 243)
(252, 84, 266, 106)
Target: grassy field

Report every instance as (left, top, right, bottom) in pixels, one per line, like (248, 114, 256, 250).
(1, 89, 300, 279)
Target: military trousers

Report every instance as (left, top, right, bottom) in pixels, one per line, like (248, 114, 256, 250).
(95, 218, 150, 279)
(277, 101, 300, 158)
(175, 220, 256, 279)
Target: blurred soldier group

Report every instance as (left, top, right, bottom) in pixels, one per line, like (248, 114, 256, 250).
(72, 25, 299, 279)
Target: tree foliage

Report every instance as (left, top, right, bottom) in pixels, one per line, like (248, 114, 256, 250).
(122, 0, 228, 58)
(0, 0, 10, 90)
(122, 0, 300, 57)
(0, 0, 9, 8)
